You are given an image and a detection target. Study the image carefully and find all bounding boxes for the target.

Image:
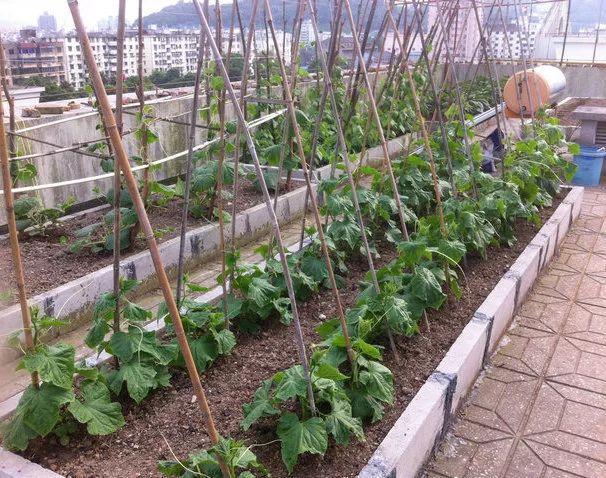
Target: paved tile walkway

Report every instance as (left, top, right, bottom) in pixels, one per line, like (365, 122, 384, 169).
(426, 188, 606, 478)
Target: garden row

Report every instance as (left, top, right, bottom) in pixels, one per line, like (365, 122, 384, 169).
(1, 110, 578, 477)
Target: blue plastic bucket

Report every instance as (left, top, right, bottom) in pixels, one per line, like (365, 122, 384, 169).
(572, 146, 606, 186)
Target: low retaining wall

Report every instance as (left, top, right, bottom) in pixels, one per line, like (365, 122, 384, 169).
(358, 186, 584, 478)
(0, 128, 414, 363)
(0, 180, 315, 364)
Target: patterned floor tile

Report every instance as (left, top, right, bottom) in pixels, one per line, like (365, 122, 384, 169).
(426, 193, 606, 478)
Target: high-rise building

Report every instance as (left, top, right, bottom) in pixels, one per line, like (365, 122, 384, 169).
(37, 12, 57, 34)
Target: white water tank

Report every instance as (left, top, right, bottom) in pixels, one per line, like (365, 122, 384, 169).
(503, 65, 566, 116)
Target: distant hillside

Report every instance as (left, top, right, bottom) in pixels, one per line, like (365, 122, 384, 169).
(142, 0, 389, 32)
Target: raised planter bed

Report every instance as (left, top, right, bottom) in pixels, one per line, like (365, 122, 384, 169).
(358, 186, 583, 478)
(0, 185, 581, 478)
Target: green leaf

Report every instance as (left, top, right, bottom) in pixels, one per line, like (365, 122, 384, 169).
(300, 255, 327, 282)
(107, 360, 157, 404)
(212, 328, 236, 355)
(21, 343, 75, 390)
(241, 380, 280, 431)
(248, 277, 278, 308)
(122, 301, 152, 322)
(324, 398, 365, 446)
(359, 360, 394, 404)
(272, 297, 293, 325)
(273, 365, 309, 402)
(15, 383, 73, 442)
(352, 339, 382, 360)
(108, 331, 136, 362)
(1, 385, 66, 451)
(189, 335, 219, 373)
(410, 265, 446, 310)
(211, 436, 267, 476)
(68, 381, 125, 435)
(277, 413, 328, 473)
(85, 317, 110, 349)
(314, 363, 348, 382)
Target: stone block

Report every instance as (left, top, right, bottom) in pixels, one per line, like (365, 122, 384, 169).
(476, 275, 517, 352)
(436, 317, 490, 415)
(359, 379, 448, 478)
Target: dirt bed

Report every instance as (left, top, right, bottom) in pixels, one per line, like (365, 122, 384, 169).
(0, 180, 302, 309)
(18, 194, 563, 478)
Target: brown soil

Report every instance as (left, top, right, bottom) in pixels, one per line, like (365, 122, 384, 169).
(20, 195, 562, 478)
(0, 179, 301, 309)
(555, 97, 606, 127)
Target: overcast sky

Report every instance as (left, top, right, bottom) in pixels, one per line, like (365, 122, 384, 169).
(0, 0, 213, 30)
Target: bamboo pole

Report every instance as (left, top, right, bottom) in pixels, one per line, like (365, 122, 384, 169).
(0, 36, 16, 160)
(176, 27, 207, 306)
(409, 0, 457, 196)
(559, 0, 571, 66)
(383, 2, 447, 236)
(263, 0, 356, 365)
(66, 3, 226, 469)
(191, 0, 318, 416)
(113, 0, 127, 335)
(592, 0, 604, 65)
(298, 0, 345, 247)
(230, 0, 260, 286)
(0, 70, 38, 389)
(434, 0, 478, 198)
(138, 0, 150, 205)
(342, 0, 410, 241)
(306, 0, 394, 356)
(467, 0, 510, 156)
(215, 0, 230, 320)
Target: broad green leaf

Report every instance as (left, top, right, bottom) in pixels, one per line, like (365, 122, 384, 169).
(359, 360, 394, 404)
(409, 265, 446, 310)
(189, 335, 219, 373)
(108, 331, 136, 362)
(248, 277, 278, 308)
(324, 398, 365, 445)
(21, 383, 74, 438)
(314, 363, 348, 382)
(277, 413, 328, 473)
(212, 328, 236, 355)
(68, 381, 125, 435)
(21, 343, 75, 390)
(211, 436, 267, 475)
(273, 365, 309, 402)
(108, 360, 157, 404)
(241, 380, 280, 431)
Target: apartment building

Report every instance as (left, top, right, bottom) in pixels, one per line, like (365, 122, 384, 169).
(64, 31, 140, 89)
(488, 16, 541, 60)
(142, 32, 199, 76)
(4, 29, 66, 86)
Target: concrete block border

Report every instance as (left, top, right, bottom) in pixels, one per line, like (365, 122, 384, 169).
(358, 186, 583, 478)
(0, 176, 323, 364)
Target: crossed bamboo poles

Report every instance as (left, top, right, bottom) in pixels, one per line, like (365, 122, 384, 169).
(0, 1, 513, 475)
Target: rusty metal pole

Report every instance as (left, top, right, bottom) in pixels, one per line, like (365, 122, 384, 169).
(66, 3, 226, 467)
